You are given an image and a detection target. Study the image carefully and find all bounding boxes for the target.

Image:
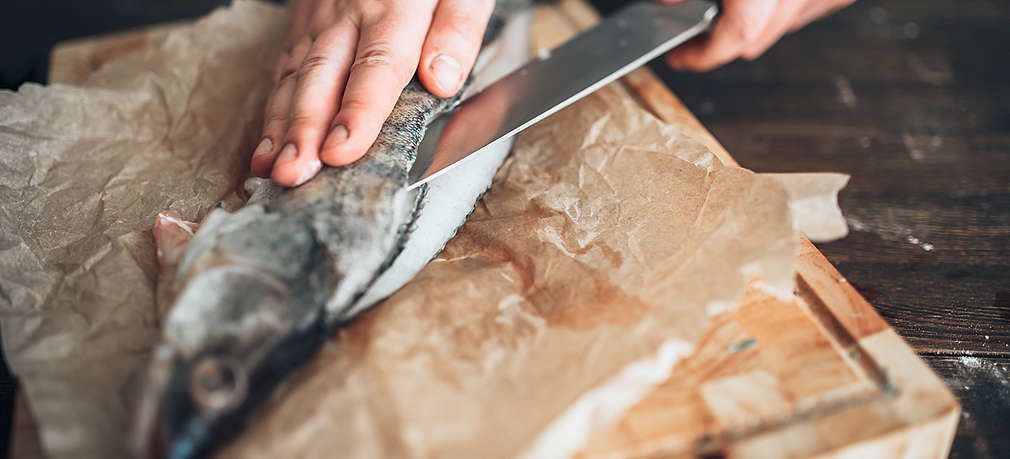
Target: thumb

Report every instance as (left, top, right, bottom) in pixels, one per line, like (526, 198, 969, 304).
(418, 0, 495, 97)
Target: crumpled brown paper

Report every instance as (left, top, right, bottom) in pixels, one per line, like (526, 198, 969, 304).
(0, 2, 847, 459)
(0, 3, 285, 458)
(219, 81, 809, 459)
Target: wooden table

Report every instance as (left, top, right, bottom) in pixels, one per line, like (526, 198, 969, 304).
(592, 0, 1009, 456)
(3, 0, 1003, 457)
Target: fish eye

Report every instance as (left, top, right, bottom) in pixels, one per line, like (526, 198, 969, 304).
(190, 357, 246, 412)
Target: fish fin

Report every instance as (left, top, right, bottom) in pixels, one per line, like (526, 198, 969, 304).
(153, 212, 200, 321)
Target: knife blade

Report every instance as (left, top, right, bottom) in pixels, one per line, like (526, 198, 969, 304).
(406, 0, 718, 189)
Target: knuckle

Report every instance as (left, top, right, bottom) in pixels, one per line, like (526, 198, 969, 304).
(297, 55, 330, 79)
(278, 70, 299, 84)
(338, 98, 369, 114)
(264, 111, 288, 125)
(287, 113, 316, 130)
(354, 48, 393, 68)
(351, 44, 409, 80)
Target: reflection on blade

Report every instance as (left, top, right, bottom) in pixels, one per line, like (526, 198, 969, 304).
(407, 0, 718, 189)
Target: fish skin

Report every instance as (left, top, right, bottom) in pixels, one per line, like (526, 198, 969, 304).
(152, 213, 199, 320)
(133, 2, 531, 458)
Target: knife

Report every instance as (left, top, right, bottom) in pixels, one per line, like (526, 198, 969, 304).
(406, 0, 718, 189)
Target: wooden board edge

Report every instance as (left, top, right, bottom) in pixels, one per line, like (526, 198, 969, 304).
(552, 0, 897, 344)
(625, 66, 961, 459)
(38, 1, 961, 457)
(550, 0, 961, 455)
(818, 410, 960, 459)
(811, 330, 961, 459)
(616, 45, 961, 459)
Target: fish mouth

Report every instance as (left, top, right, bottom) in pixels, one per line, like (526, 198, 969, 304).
(131, 345, 173, 459)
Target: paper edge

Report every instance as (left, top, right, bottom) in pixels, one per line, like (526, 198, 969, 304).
(518, 338, 695, 459)
(763, 172, 851, 243)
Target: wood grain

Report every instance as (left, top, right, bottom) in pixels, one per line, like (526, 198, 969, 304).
(622, 0, 1009, 455)
(577, 283, 882, 458)
(14, 1, 966, 458)
(547, 1, 959, 457)
(642, 0, 1010, 356)
(925, 355, 1010, 459)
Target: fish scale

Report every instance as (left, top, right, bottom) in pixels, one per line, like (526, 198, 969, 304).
(133, 2, 533, 458)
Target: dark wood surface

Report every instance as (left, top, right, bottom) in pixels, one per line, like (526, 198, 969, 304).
(632, 0, 1009, 456)
(1, 0, 1007, 457)
(0, 0, 232, 88)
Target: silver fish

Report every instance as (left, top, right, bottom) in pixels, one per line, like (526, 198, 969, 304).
(132, 3, 532, 458)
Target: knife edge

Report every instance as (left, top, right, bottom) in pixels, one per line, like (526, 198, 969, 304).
(408, 0, 718, 189)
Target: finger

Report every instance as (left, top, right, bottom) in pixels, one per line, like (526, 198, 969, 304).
(252, 39, 310, 177)
(251, 72, 298, 177)
(417, 0, 494, 97)
(737, 0, 854, 63)
(275, 36, 312, 83)
(271, 23, 359, 187)
(320, 4, 437, 167)
(664, 25, 743, 71)
(741, 0, 804, 60)
(286, 0, 319, 49)
(666, 0, 778, 71)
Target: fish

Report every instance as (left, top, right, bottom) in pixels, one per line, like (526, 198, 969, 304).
(131, 2, 533, 458)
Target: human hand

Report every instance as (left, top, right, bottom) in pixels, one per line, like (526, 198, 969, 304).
(251, 0, 495, 186)
(660, 0, 855, 71)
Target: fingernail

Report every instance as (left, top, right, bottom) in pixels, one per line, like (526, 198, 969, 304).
(276, 143, 297, 165)
(329, 124, 348, 145)
(252, 138, 273, 158)
(294, 160, 322, 186)
(430, 54, 462, 93)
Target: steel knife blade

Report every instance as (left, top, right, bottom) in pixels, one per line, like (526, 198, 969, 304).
(406, 0, 718, 189)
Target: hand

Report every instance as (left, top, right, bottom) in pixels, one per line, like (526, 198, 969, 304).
(251, 0, 495, 186)
(661, 0, 855, 71)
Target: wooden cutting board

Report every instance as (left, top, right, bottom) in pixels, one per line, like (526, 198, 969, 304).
(536, 2, 960, 458)
(16, 0, 958, 457)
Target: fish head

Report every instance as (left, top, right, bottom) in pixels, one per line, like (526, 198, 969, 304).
(132, 265, 320, 459)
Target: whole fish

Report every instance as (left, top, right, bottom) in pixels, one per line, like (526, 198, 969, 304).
(132, 3, 532, 458)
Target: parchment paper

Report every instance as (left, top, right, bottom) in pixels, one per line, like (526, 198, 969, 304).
(0, 2, 847, 458)
(0, 3, 285, 458)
